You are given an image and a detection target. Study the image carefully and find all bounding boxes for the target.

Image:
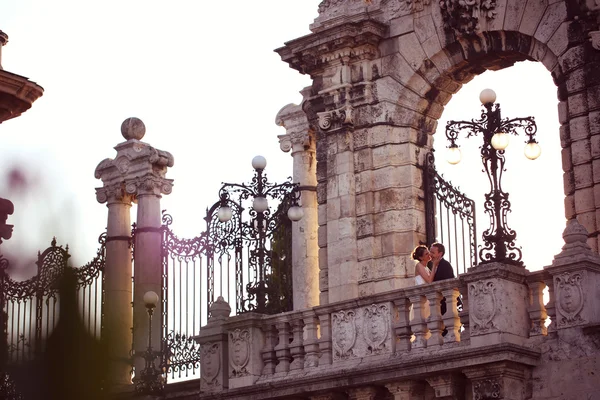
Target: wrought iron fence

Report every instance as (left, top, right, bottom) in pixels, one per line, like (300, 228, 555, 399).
(424, 150, 478, 275)
(149, 164, 298, 382)
(0, 235, 106, 365)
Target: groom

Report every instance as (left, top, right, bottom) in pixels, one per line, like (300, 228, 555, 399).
(430, 242, 455, 316)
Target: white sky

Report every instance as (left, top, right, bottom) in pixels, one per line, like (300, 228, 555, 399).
(1, 1, 564, 274)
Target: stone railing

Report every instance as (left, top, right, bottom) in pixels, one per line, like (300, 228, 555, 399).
(189, 220, 600, 400)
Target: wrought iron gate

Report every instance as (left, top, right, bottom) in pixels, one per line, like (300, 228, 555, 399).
(0, 235, 106, 365)
(424, 150, 478, 275)
(155, 169, 297, 381)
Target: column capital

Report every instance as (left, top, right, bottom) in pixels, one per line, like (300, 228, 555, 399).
(276, 102, 313, 154)
(95, 118, 174, 202)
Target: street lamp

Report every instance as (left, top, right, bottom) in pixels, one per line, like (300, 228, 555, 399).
(216, 156, 301, 313)
(134, 291, 164, 395)
(444, 89, 541, 267)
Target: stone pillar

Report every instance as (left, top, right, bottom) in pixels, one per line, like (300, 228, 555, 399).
(544, 219, 600, 336)
(0, 31, 7, 70)
(197, 297, 231, 393)
(461, 263, 530, 348)
(95, 117, 174, 387)
(385, 381, 425, 400)
(95, 184, 133, 387)
(276, 101, 320, 309)
(226, 313, 265, 389)
(463, 362, 529, 400)
(425, 374, 464, 399)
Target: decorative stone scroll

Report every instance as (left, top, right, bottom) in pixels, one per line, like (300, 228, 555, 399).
(332, 303, 393, 362)
(555, 271, 586, 327)
(440, 0, 498, 36)
(473, 378, 502, 400)
(317, 106, 353, 131)
(200, 342, 221, 388)
(229, 329, 251, 378)
(469, 280, 497, 334)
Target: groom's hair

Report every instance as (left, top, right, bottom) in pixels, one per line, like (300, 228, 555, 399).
(431, 242, 445, 256)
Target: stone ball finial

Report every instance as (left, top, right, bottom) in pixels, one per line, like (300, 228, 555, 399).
(208, 296, 231, 321)
(121, 117, 145, 141)
(562, 218, 589, 245)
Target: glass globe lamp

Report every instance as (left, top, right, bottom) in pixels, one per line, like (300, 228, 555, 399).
(446, 145, 462, 165)
(252, 196, 269, 213)
(491, 132, 509, 150)
(524, 141, 541, 160)
(287, 205, 304, 221)
(479, 88, 497, 105)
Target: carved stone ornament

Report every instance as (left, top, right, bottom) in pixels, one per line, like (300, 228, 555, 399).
(440, 0, 498, 36)
(229, 329, 251, 378)
(470, 280, 497, 333)
(317, 106, 353, 131)
(555, 271, 586, 327)
(363, 304, 389, 355)
(386, 0, 431, 17)
(332, 310, 357, 360)
(318, 0, 375, 14)
(473, 378, 502, 400)
(201, 342, 221, 387)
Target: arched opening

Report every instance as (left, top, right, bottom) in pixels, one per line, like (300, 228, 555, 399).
(415, 33, 565, 270)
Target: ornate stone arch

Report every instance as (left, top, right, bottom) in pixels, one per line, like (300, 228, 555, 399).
(277, 0, 600, 303)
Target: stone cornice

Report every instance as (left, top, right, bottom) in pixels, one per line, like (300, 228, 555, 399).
(0, 69, 44, 123)
(275, 19, 387, 76)
(192, 343, 539, 400)
(95, 138, 174, 203)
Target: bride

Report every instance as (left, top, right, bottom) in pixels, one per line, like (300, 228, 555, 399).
(412, 245, 438, 285)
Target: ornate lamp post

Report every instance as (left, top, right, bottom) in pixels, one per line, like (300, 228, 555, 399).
(445, 89, 541, 267)
(217, 155, 302, 314)
(134, 291, 165, 395)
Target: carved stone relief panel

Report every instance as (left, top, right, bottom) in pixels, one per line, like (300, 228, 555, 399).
(469, 280, 498, 334)
(440, 0, 498, 36)
(473, 378, 502, 400)
(229, 329, 251, 378)
(332, 303, 392, 362)
(555, 271, 586, 327)
(332, 310, 357, 360)
(201, 342, 221, 388)
(384, 0, 431, 18)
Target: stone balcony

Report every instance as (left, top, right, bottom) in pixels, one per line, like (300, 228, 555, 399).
(151, 220, 600, 400)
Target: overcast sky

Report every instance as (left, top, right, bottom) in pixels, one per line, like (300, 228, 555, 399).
(1, 1, 564, 274)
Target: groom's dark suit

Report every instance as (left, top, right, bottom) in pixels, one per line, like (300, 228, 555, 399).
(433, 258, 455, 315)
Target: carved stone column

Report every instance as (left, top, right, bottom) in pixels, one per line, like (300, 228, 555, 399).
(277, 101, 320, 309)
(95, 117, 174, 386)
(95, 183, 133, 387)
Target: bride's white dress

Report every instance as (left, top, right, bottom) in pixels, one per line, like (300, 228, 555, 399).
(414, 265, 431, 286)
(410, 265, 431, 323)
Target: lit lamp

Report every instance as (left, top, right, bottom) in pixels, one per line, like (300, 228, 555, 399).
(215, 155, 302, 313)
(444, 89, 541, 266)
(134, 291, 164, 394)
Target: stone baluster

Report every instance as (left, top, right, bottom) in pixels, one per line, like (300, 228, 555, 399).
(408, 294, 428, 349)
(261, 322, 277, 375)
(441, 287, 461, 344)
(276, 101, 320, 310)
(424, 288, 444, 347)
(317, 312, 333, 365)
(543, 275, 556, 335)
(526, 274, 548, 337)
(393, 297, 412, 353)
(274, 319, 292, 373)
(303, 312, 320, 368)
(458, 282, 470, 342)
(289, 316, 305, 371)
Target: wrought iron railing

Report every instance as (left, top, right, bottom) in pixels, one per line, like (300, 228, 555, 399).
(0, 235, 106, 365)
(424, 150, 478, 275)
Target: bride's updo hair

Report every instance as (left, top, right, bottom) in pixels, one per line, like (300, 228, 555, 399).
(412, 245, 428, 261)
